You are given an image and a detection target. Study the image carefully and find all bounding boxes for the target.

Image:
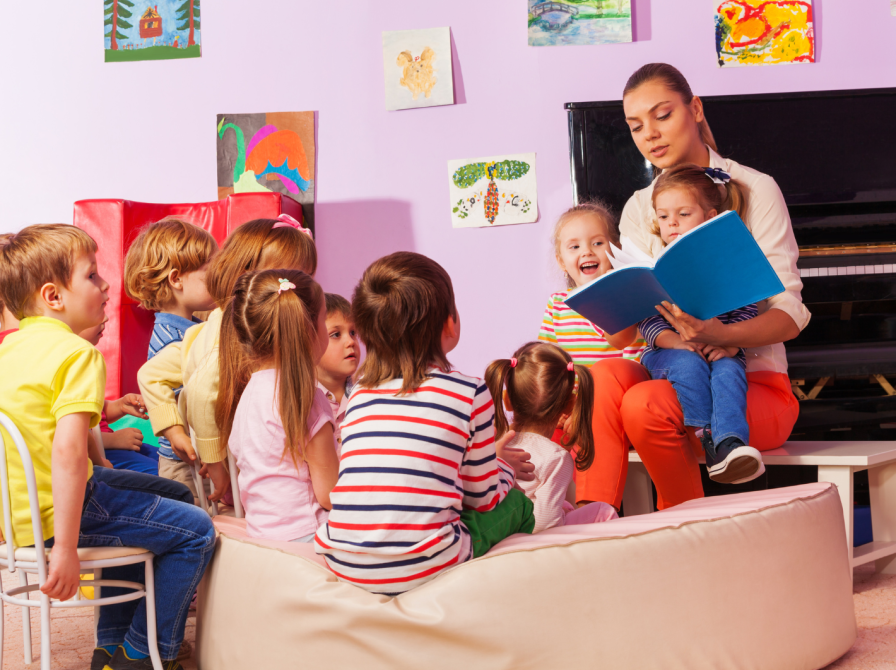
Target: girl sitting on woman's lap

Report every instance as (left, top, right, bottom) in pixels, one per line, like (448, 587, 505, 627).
(219, 270, 339, 543)
(638, 163, 763, 484)
(487, 342, 617, 532)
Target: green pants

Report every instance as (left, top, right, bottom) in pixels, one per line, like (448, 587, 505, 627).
(460, 488, 535, 558)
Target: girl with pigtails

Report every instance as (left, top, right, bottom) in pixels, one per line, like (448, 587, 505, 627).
(218, 269, 340, 542)
(486, 342, 617, 533)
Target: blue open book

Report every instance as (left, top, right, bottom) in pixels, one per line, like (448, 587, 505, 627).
(564, 210, 785, 334)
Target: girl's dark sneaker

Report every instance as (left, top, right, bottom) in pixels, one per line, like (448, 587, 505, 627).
(705, 435, 765, 484)
(102, 646, 183, 670)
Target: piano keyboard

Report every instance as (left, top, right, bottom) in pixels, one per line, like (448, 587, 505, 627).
(800, 264, 896, 278)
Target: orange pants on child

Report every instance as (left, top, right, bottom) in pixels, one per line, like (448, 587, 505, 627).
(577, 358, 800, 511)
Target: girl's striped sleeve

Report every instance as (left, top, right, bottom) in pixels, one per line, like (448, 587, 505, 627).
(638, 315, 673, 349)
(538, 297, 558, 343)
(458, 384, 514, 513)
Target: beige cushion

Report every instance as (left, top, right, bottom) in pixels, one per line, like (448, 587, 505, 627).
(1, 544, 149, 563)
(196, 483, 856, 670)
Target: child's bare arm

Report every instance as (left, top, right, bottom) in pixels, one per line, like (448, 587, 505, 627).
(604, 324, 640, 351)
(43, 413, 90, 601)
(305, 424, 340, 510)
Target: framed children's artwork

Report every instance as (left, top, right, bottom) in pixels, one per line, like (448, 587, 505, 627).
(105, 0, 201, 62)
(714, 0, 815, 67)
(382, 28, 455, 111)
(216, 112, 316, 225)
(448, 153, 538, 229)
(528, 0, 632, 47)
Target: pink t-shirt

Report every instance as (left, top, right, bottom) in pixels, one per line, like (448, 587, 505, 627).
(229, 369, 336, 541)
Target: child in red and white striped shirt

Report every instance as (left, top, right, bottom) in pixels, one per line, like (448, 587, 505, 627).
(315, 252, 536, 595)
(486, 342, 617, 533)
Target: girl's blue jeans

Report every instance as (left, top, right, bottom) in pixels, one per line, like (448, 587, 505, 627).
(641, 348, 750, 447)
(51, 467, 215, 660)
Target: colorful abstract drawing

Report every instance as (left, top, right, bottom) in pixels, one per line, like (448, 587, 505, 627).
(715, 1, 815, 67)
(383, 28, 455, 111)
(216, 112, 316, 225)
(105, 0, 201, 63)
(448, 153, 537, 229)
(528, 0, 631, 47)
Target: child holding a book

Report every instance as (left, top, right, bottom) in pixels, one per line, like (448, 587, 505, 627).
(486, 342, 617, 533)
(638, 163, 763, 484)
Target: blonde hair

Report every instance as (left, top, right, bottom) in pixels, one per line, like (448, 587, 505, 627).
(552, 201, 619, 289)
(623, 63, 718, 153)
(0, 225, 97, 318)
(485, 342, 595, 471)
(218, 269, 324, 467)
(352, 252, 456, 395)
(123, 218, 219, 311)
(205, 219, 318, 309)
(650, 163, 748, 243)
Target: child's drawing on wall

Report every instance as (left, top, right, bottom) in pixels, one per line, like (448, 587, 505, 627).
(448, 153, 538, 228)
(383, 28, 455, 111)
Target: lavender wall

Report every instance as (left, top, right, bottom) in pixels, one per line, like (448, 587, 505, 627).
(2, 1, 895, 375)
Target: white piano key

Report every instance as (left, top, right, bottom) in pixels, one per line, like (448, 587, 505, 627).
(799, 268, 806, 277)
(809, 268, 819, 277)
(847, 266, 856, 275)
(817, 267, 828, 276)
(876, 265, 885, 274)
(838, 267, 847, 276)
(886, 264, 895, 274)
(864, 265, 874, 274)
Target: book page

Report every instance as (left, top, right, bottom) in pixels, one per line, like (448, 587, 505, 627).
(607, 235, 656, 270)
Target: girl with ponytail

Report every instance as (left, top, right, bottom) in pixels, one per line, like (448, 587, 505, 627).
(486, 342, 617, 533)
(219, 269, 339, 542)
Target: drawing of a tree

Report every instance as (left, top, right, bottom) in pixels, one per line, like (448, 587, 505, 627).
(177, 0, 201, 47)
(104, 0, 134, 50)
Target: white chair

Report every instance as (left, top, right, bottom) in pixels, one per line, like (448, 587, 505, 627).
(188, 434, 242, 519)
(0, 411, 163, 670)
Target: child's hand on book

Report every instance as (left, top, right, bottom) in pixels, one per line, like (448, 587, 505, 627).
(704, 345, 740, 362)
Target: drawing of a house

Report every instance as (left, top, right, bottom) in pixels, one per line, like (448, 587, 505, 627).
(140, 6, 163, 39)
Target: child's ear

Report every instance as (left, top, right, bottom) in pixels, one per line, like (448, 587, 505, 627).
(39, 282, 64, 313)
(442, 314, 458, 339)
(502, 389, 513, 413)
(706, 208, 718, 220)
(168, 268, 183, 290)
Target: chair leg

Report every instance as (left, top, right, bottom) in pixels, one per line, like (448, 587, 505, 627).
(94, 567, 102, 648)
(0, 576, 5, 669)
(39, 591, 50, 670)
(144, 559, 163, 670)
(19, 570, 32, 665)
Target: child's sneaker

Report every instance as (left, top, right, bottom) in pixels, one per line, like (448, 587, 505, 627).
(90, 647, 113, 670)
(701, 429, 765, 484)
(102, 645, 183, 670)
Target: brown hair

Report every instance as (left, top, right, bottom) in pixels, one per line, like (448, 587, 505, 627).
(0, 225, 97, 318)
(485, 342, 595, 471)
(650, 163, 748, 243)
(217, 269, 324, 467)
(324, 292, 352, 320)
(205, 219, 318, 309)
(0, 234, 11, 317)
(623, 63, 718, 153)
(552, 201, 619, 289)
(352, 252, 456, 395)
(123, 218, 219, 311)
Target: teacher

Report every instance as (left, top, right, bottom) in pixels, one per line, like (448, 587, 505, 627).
(578, 63, 810, 512)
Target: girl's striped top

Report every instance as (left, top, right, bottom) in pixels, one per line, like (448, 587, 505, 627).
(314, 368, 515, 596)
(539, 291, 646, 366)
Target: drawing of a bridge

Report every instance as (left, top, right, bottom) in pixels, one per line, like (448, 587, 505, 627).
(531, 2, 579, 30)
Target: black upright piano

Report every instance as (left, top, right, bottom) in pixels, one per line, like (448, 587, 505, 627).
(566, 88, 896, 441)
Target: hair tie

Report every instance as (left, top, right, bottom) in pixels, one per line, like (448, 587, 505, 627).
(277, 277, 296, 294)
(510, 358, 518, 368)
(273, 213, 314, 240)
(704, 167, 731, 185)
(567, 362, 575, 372)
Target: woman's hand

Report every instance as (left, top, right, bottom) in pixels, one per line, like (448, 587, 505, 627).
(655, 302, 727, 346)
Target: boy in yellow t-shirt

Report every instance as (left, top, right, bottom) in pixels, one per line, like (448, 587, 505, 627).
(0, 226, 215, 670)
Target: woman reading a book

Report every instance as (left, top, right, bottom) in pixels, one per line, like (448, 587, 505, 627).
(576, 63, 810, 513)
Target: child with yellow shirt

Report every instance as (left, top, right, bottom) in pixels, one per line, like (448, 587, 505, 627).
(0, 225, 214, 670)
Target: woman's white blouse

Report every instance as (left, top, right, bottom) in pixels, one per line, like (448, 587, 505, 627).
(619, 147, 811, 375)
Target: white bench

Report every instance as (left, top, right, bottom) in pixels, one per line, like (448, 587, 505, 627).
(623, 441, 896, 572)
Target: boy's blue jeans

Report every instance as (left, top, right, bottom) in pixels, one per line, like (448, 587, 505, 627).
(72, 468, 214, 659)
(641, 348, 750, 447)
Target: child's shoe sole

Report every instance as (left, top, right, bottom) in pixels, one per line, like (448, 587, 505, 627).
(707, 446, 765, 484)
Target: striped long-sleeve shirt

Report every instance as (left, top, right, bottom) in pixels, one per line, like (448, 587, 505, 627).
(539, 291, 646, 366)
(639, 304, 759, 366)
(314, 368, 515, 595)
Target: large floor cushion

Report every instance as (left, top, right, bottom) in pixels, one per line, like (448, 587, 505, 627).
(196, 483, 856, 669)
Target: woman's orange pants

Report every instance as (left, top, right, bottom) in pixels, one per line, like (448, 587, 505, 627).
(577, 358, 800, 511)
